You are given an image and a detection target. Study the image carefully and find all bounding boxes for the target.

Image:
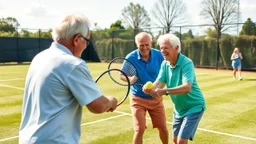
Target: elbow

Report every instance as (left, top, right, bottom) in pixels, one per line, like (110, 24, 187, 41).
(185, 83, 192, 93)
(185, 88, 191, 94)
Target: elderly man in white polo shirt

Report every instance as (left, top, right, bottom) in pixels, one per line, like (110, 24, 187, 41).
(19, 14, 118, 144)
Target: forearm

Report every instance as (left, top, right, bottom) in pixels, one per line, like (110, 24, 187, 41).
(153, 81, 165, 90)
(120, 75, 127, 82)
(162, 83, 191, 95)
(86, 96, 112, 113)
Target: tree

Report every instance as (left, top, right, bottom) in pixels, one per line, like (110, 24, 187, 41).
(0, 17, 20, 33)
(121, 2, 150, 29)
(19, 29, 32, 37)
(110, 20, 125, 30)
(239, 18, 256, 36)
(151, 0, 187, 33)
(205, 28, 217, 38)
(200, 0, 239, 38)
(183, 29, 194, 39)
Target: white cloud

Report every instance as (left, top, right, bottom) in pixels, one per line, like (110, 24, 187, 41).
(240, 0, 256, 21)
(25, 2, 47, 17)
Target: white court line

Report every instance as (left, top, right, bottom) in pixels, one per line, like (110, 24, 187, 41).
(0, 111, 255, 143)
(115, 111, 256, 141)
(0, 78, 25, 82)
(0, 136, 19, 143)
(0, 113, 128, 143)
(81, 113, 127, 126)
(196, 73, 207, 75)
(0, 84, 24, 90)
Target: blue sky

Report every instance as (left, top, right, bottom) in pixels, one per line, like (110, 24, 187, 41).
(0, 0, 255, 30)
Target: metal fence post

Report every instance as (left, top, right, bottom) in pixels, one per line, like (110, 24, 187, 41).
(216, 24, 219, 70)
(111, 30, 114, 60)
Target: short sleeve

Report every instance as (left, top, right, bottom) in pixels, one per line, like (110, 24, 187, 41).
(67, 62, 102, 106)
(182, 61, 194, 83)
(156, 61, 166, 83)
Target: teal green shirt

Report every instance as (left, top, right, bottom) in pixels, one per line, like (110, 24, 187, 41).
(157, 53, 206, 117)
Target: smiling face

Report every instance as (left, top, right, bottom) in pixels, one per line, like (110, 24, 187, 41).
(136, 33, 152, 58)
(159, 38, 179, 62)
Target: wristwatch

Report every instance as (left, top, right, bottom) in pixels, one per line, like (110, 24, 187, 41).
(165, 89, 170, 95)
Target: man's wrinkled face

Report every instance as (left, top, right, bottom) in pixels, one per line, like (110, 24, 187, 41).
(137, 36, 152, 57)
(159, 39, 179, 62)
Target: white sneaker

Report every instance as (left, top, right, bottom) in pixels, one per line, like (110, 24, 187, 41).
(233, 77, 236, 80)
(239, 77, 243, 80)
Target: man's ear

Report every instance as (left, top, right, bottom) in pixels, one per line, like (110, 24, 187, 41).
(176, 45, 180, 51)
(73, 35, 80, 46)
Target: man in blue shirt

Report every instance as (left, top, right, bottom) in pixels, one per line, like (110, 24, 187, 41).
(143, 33, 206, 144)
(124, 32, 168, 144)
(19, 14, 118, 144)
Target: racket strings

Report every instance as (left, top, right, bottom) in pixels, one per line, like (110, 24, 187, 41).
(95, 69, 129, 105)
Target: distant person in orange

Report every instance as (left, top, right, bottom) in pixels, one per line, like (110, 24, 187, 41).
(230, 47, 243, 80)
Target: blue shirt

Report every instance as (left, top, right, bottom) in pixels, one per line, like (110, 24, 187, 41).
(19, 42, 102, 144)
(157, 53, 206, 117)
(125, 48, 164, 98)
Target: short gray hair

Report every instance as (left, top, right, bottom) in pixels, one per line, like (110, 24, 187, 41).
(51, 14, 90, 41)
(157, 34, 181, 53)
(135, 32, 152, 44)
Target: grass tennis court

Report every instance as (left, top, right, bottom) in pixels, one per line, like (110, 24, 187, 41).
(0, 63, 255, 144)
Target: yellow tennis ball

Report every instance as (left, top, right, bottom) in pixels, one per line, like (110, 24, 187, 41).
(145, 81, 153, 89)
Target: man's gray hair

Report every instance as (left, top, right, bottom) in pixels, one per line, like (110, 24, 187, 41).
(157, 34, 181, 53)
(51, 14, 90, 41)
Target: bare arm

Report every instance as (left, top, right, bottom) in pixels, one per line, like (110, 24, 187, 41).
(230, 53, 235, 60)
(86, 95, 117, 113)
(239, 53, 243, 60)
(120, 75, 137, 84)
(156, 82, 192, 96)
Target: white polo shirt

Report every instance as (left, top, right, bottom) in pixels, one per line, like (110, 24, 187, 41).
(19, 42, 102, 144)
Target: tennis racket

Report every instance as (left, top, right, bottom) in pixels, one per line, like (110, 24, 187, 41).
(108, 57, 144, 86)
(95, 68, 130, 106)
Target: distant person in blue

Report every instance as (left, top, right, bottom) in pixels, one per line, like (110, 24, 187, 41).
(143, 33, 206, 144)
(231, 47, 243, 80)
(123, 32, 168, 144)
(19, 14, 118, 144)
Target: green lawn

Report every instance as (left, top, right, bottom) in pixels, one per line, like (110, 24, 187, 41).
(0, 63, 255, 144)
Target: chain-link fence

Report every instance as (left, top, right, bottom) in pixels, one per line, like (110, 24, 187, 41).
(0, 23, 255, 70)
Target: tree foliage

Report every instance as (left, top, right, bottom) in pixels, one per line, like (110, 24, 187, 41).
(205, 28, 217, 38)
(0, 17, 20, 33)
(239, 18, 256, 36)
(200, 0, 239, 37)
(151, 0, 186, 33)
(121, 2, 150, 29)
(110, 20, 125, 30)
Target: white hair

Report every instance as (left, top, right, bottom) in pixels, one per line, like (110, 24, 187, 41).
(135, 32, 152, 44)
(51, 14, 90, 41)
(157, 33, 181, 53)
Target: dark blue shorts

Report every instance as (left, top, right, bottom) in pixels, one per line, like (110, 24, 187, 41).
(172, 110, 204, 141)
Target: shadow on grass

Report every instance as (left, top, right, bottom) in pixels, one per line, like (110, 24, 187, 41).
(242, 78, 256, 81)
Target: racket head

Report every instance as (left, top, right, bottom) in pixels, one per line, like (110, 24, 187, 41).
(95, 68, 130, 106)
(108, 57, 144, 86)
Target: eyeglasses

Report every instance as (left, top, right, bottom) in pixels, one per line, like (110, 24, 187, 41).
(79, 35, 91, 46)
